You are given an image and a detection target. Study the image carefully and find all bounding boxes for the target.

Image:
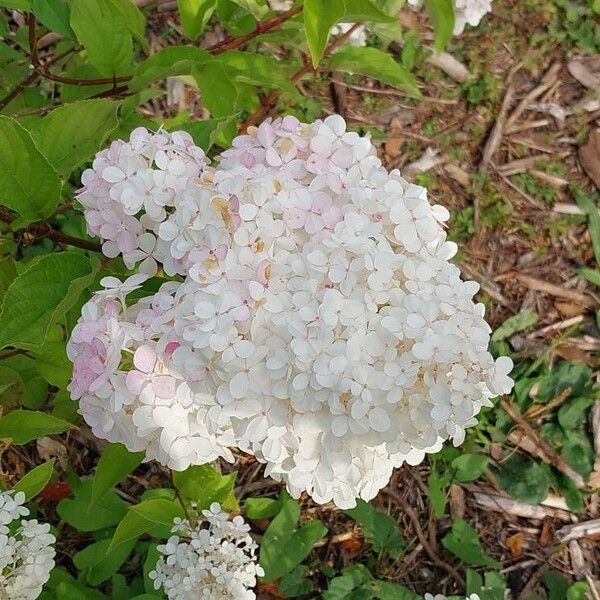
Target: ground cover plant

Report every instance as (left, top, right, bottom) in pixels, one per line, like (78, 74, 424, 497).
(0, 0, 599, 598)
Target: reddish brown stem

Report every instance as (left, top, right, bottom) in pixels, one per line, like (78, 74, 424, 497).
(0, 208, 102, 253)
(241, 22, 363, 130)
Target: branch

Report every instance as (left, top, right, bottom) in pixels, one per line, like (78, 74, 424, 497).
(0, 207, 102, 253)
(240, 22, 363, 130)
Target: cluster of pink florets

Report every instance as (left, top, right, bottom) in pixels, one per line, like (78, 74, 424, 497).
(68, 116, 512, 508)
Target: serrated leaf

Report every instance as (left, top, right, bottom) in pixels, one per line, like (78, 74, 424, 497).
(0, 410, 73, 444)
(179, 115, 237, 151)
(424, 0, 455, 51)
(193, 60, 240, 118)
(58, 480, 127, 532)
(177, 0, 218, 39)
(345, 499, 405, 558)
(0, 253, 93, 350)
(109, 499, 185, 550)
(491, 308, 539, 342)
(0, 116, 62, 223)
(327, 46, 419, 95)
(452, 454, 489, 482)
(0, 0, 30, 8)
(13, 459, 55, 500)
(32, 0, 73, 38)
(107, 0, 147, 48)
(129, 46, 211, 91)
(70, 0, 133, 77)
(229, 0, 268, 18)
(73, 538, 136, 586)
(27, 100, 120, 178)
(496, 455, 550, 505)
(442, 518, 499, 568)
(260, 495, 327, 581)
(90, 443, 144, 507)
(172, 464, 238, 511)
(304, 0, 393, 67)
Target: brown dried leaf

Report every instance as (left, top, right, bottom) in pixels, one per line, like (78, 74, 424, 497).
(580, 128, 600, 191)
(506, 531, 525, 558)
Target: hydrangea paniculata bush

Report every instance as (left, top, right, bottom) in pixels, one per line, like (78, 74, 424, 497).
(149, 503, 263, 599)
(68, 115, 513, 508)
(0, 491, 56, 599)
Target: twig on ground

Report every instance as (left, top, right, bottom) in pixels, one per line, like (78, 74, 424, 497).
(508, 273, 596, 309)
(500, 397, 587, 488)
(384, 487, 465, 587)
(555, 519, 600, 543)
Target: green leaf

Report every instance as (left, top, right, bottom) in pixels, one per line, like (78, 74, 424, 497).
(73, 538, 136, 586)
(58, 479, 127, 532)
(0, 257, 17, 299)
(32, 0, 73, 38)
(424, 0, 455, 51)
(0, 366, 24, 409)
(129, 46, 211, 91)
(0, 0, 30, 9)
(109, 499, 185, 550)
(107, 0, 147, 48)
(345, 499, 405, 558)
(245, 496, 283, 520)
(179, 116, 237, 152)
(466, 570, 507, 600)
(441, 518, 500, 568)
(193, 61, 239, 118)
(579, 267, 600, 287)
(177, 0, 218, 39)
(574, 188, 600, 266)
(452, 454, 489, 482)
(28, 100, 120, 178)
(327, 46, 419, 95)
(427, 470, 448, 518)
(279, 565, 314, 598)
(567, 582, 591, 600)
(0, 116, 62, 223)
(90, 443, 144, 507)
(323, 565, 371, 600)
(304, 0, 393, 67)
(496, 455, 550, 504)
(0, 253, 93, 350)
(558, 396, 594, 430)
(33, 341, 73, 389)
(172, 464, 238, 511)
(260, 495, 327, 581)
(13, 459, 55, 500)
(491, 308, 539, 342)
(543, 571, 570, 600)
(0, 410, 73, 444)
(70, 0, 133, 77)
(229, 0, 268, 18)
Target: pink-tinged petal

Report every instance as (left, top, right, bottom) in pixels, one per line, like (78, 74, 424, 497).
(152, 375, 177, 399)
(310, 135, 332, 155)
(164, 341, 181, 357)
(133, 344, 156, 373)
(101, 166, 125, 183)
(331, 145, 354, 168)
(126, 370, 148, 395)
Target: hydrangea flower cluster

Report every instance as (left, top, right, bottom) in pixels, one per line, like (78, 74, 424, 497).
(0, 491, 56, 599)
(408, 0, 493, 35)
(69, 116, 513, 508)
(149, 503, 263, 599)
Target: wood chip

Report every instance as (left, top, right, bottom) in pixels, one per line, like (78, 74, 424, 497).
(588, 402, 600, 489)
(469, 488, 572, 521)
(555, 518, 600, 543)
(512, 273, 596, 309)
(426, 51, 471, 82)
(444, 163, 470, 187)
(579, 127, 600, 191)
(568, 57, 600, 90)
(569, 540, 587, 577)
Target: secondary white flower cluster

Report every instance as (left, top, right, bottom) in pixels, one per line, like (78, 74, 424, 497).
(69, 116, 513, 508)
(149, 503, 263, 599)
(0, 490, 56, 599)
(408, 0, 493, 35)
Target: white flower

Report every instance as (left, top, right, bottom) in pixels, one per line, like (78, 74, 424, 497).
(0, 491, 55, 599)
(149, 504, 263, 600)
(408, 0, 493, 34)
(425, 595, 481, 600)
(71, 115, 513, 509)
